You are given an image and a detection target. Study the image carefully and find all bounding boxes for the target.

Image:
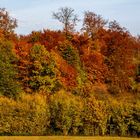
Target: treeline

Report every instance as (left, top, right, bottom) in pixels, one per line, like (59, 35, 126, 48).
(1, 92, 140, 136)
(0, 7, 140, 136)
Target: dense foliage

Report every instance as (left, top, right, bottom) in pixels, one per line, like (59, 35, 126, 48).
(0, 8, 140, 137)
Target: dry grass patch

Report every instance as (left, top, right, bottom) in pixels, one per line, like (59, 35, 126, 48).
(0, 136, 139, 140)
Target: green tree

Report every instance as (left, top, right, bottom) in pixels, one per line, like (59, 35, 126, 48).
(49, 90, 83, 135)
(109, 102, 130, 136)
(0, 39, 21, 98)
(28, 44, 61, 93)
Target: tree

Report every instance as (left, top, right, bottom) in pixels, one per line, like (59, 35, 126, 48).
(49, 90, 83, 135)
(131, 36, 140, 93)
(83, 96, 108, 135)
(0, 8, 17, 33)
(0, 39, 21, 98)
(28, 44, 61, 93)
(102, 21, 134, 93)
(53, 7, 79, 35)
(82, 11, 107, 39)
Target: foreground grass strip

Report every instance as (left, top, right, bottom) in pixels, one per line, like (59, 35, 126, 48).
(0, 136, 139, 140)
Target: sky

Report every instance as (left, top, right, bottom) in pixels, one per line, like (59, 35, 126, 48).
(0, 0, 140, 36)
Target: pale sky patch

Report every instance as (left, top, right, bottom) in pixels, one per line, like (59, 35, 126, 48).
(0, 0, 139, 36)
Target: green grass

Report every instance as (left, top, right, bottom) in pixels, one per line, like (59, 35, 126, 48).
(0, 136, 139, 140)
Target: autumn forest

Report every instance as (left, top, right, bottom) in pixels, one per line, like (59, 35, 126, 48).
(0, 7, 140, 137)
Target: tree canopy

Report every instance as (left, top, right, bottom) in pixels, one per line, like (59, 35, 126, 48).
(0, 7, 140, 137)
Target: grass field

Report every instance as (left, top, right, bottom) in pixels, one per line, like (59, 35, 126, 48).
(0, 136, 139, 140)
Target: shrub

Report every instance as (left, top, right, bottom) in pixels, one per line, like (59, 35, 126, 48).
(83, 96, 108, 136)
(0, 94, 50, 136)
(49, 90, 83, 135)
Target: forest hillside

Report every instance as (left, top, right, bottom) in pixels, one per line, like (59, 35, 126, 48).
(0, 8, 140, 137)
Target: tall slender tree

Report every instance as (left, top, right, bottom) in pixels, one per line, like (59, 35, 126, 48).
(53, 7, 79, 35)
(0, 8, 17, 33)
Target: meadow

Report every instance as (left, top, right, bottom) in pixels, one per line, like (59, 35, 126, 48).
(0, 137, 139, 140)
